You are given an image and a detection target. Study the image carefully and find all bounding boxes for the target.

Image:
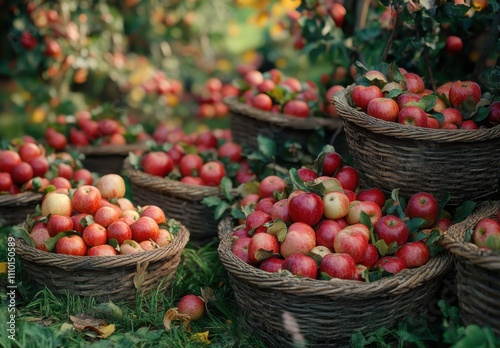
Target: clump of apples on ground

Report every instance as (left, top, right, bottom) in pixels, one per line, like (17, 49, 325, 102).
(231, 149, 452, 281)
(26, 174, 176, 256)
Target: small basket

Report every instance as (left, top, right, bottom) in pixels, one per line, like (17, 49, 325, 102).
(123, 159, 220, 244)
(0, 192, 43, 227)
(15, 222, 190, 302)
(333, 87, 500, 206)
(217, 219, 453, 346)
(442, 201, 500, 335)
(225, 97, 346, 158)
(69, 142, 147, 176)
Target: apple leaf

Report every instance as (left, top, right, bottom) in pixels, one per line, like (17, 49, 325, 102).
(388, 62, 406, 86)
(167, 219, 180, 235)
(306, 251, 324, 267)
(44, 231, 80, 252)
(452, 201, 476, 224)
(365, 266, 393, 282)
(267, 221, 288, 243)
(386, 241, 399, 256)
(319, 272, 333, 281)
(359, 211, 373, 229)
(254, 248, 280, 262)
(354, 60, 369, 76)
(464, 227, 473, 243)
(256, 134, 276, 160)
(370, 226, 377, 243)
(201, 196, 222, 208)
(410, 230, 432, 242)
(420, 95, 438, 112)
(240, 204, 254, 218)
(386, 88, 404, 99)
(230, 207, 246, 220)
(472, 106, 490, 123)
(214, 201, 231, 221)
(81, 215, 95, 229)
(219, 177, 233, 202)
(424, 230, 444, 257)
(431, 112, 445, 126)
(236, 181, 260, 197)
(310, 149, 328, 176)
(288, 167, 309, 193)
(9, 225, 35, 247)
(108, 238, 119, 250)
(405, 218, 427, 234)
(436, 192, 451, 215)
(128, 151, 141, 169)
(486, 234, 500, 251)
(374, 239, 389, 257)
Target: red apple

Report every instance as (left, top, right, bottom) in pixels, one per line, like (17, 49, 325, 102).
(71, 213, 91, 234)
(28, 156, 49, 178)
(315, 219, 343, 249)
(248, 232, 279, 264)
(218, 142, 242, 162)
(11, 162, 33, 185)
(120, 240, 144, 254)
(47, 214, 74, 237)
(374, 215, 409, 246)
(358, 244, 379, 268)
(346, 200, 382, 226)
(283, 100, 309, 118)
(333, 229, 369, 263)
(117, 197, 135, 211)
(245, 211, 272, 232)
(0, 150, 21, 173)
(351, 85, 383, 112)
(30, 222, 50, 251)
(82, 223, 108, 247)
(394, 241, 430, 268)
(441, 108, 463, 127)
(282, 254, 318, 279)
(258, 175, 287, 198)
(55, 235, 87, 256)
(297, 168, 318, 182)
(341, 223, 371, 241)
(195, 131, 218, 150)
(486, 101, 500, 126)
(130, 216, 160, 243)
(356, 188, 386, 209)
(280, 222, 316, 258)
(254, 197, 277, 215)
(398, 106, 428, 127)
(179, 154, 203, 177)
(139, 240, 158, 251)
(232, 236, 253, 264)
(288, 192, 324, 227)
(396, 93, 422, 110)
(94, 206, 120, 228)
(329, 3, 346, 27)
(141, 205, 166, 224)
(367, 97, 399, 122)
(322, 152, 343, 176)
(403, 73, 425, 94)
(240, 193, 260, 207)
(448, 80, 481, 113)
(18, 143, 41, 163)
(426, 115, 440, 129)
(460, 120, 479, 130)
(407, 192, 439, 227)
(319, 253, 356, 280)
(323, 190, 350, 220)
(140, 152, 174, 177)
(72, 168, 94, 186)
(373, 256, 406, 274)
(50, 176, 72, 189)
(41, 192, 73, 216)
(200, 161, 226, 186)
(353, 264, 368, 281)
(87, 244, 118, 256)
(334, 166, 359, 192)
(56, 163, 73, 180)
(178, 294, 205, 321)
(155, 228, 173, 247)
(445, 35, 463, 54)
(252, 93, 273, 111)
(96, 174, 126, 199)
(472, 218, 500, 248)
(259, 256, 284, 273)
(270, 199, 290, 223)
(0, 172, 12, 191)
(180, 176, 205, 186)
(244, 70, 264, 87)
(72, 185, 102, 215)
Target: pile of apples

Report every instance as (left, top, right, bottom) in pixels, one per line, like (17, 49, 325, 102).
(230, 150, 451, 281)
(195, 77, 240, 119)
(471, 212, 500, 250)
(0, 138, 94, 194)
(28, 174, 174, 257)
(132, 129, 255, 187)
(235, 68, 323, 118)
(44, 110, 151, 151)
(347, 66, 499, 129)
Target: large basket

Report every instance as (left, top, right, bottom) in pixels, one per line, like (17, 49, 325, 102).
(69, 143, 147, 176)
(442, 201, 500, 335)
(123, 159, 220, 244)
(333, 87, 500, 206)
(218, 219, 453, 347)
(0, 193, 43, 227)
(15, 222, 189, 302)
(225, 97, 348, 160)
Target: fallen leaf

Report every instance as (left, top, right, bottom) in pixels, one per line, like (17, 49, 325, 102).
(134, 261, 149, 291)
(200, 287, 216, 304)
(191, 331, 211, 345)
(70, 314, 104, 330)
(60, 323, 73, 333)
(88, 301, 123, 319)
(70, 314, 115, 339)
(163, 308, 191, 332)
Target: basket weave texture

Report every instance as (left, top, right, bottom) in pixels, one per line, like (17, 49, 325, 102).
(218, 218, 453, 346)
(15, 222, 189, 302)
(225, 97, 343, 153)
(123, 159, 219, 243)
(442, 201, 500, 335)
(0, 193, 43, 226)
(333, 87, 500, 205)
(69, 143, 147, 175)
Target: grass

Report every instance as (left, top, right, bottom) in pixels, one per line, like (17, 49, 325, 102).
(1, 223, 500, 348)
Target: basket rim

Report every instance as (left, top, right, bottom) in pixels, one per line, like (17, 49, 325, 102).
(224, 97, 342, 130)
(442, 201, 500, 270)
(122, 157, 220, 201)
(217, 217, 453, 299)
(0, 192, 43, 205)
(67, 141, 148, 156)
(14, 222, 190, 271)
(333, 85, 500, 143)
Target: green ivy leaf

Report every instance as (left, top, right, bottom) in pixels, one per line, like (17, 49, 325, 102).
(452, 201, 477, 224)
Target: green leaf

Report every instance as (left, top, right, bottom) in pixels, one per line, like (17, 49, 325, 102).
(437, 3, 471, 19)
(267, 221, 288, 243)
(419, 95, 438, 112)
(464, 227, 474, 243)
(425, 230, 444, 257)
(201, 196, 222, 208)
(431, 112, 445, 126)
(472, 106, 491, 123)
(81, 215, 95, 229)
(231, 207, 246, 220)
(108, 239, 119, 249)
(374, 239, 389, 257)
(366, 266, 393, 282)
(288, 168, 309, 192)
(128, 151, 141, 168)
(237, 181, 260, 197)
(406, 218, 427, 234)
(359, 211, 373, 229)
(387, 89, 405, 99)
(214, 201, 231, 221)
(219, 177, 233, 201)
(319, 271, 333, 280)
(44, 231, 79, 252)
(388, 62, 406, 85)
(411, 230, 432, 242)
(386, 241, 399, 256)
(486, 234, 500, 250)
(256, 135, 276, 160)
(452, 201, 477, 224)
(10, 225, 35, 247)
(370, 226, 377, 243)
(254, 248, 280, 262)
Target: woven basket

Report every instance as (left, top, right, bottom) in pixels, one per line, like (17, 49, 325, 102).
(225, 97, 346, 158)
(333, 87, 500, 206)
(69, 142, 147, 176)
(442, 201, 500, 335)
(15, 222, 189, 302)
(218, 219, 453, 347)
(0, 193, 43, 227)
(122, 159, 220, 244)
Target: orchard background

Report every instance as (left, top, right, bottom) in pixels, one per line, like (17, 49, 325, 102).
(0, 0, 499, 347)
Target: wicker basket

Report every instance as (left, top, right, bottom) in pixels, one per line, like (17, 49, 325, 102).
(0, 192, 43, 227)
(333, 87, 500, 206)
(218, 219, 453, 347)
(442, 201, 500, 335)
(69, 142, 147, 176)
(15, 222, 189, 302)
(122, 159, 220, 244)
(225, 97, 347, 159)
